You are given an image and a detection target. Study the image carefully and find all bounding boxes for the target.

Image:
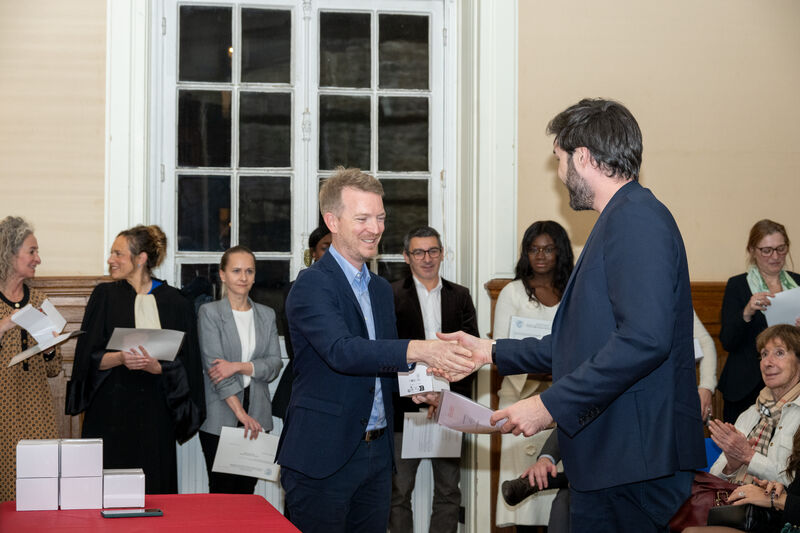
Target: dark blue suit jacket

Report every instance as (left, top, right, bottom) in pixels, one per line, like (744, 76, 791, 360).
(276, 251, 410, 479)
(496, 181, 706, 491)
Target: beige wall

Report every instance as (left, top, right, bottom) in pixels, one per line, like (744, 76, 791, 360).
(0, 1, 106, 276)
(518, 0, 800, 281)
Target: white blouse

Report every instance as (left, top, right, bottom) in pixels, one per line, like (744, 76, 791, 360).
(232, 308, 255, 388)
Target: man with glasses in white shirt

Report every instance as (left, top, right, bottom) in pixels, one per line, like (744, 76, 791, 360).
(389, 226, 479, 533)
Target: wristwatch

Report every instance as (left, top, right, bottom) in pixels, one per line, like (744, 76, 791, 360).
(491, 340, 497, 364)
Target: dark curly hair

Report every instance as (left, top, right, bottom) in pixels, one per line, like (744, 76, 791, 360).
(514, 220, 574, 303)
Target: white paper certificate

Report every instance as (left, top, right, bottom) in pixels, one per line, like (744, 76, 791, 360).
(8, 330, 83, 367)
(508, 316, 552, 340)
(435, 390, 505, 434)
(401, 412, 462, 459)
(764, 287, 800, 327)
(105, 328, 185, 362)
(397, 363, 450, 397)
(12, 299, 66, 342)
(211, 426, 280, 482)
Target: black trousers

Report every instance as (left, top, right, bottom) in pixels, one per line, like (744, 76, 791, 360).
(199, 387, 259, 494)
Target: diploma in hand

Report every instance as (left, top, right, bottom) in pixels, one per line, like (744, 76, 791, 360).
(105, 328, 185, 362)
(8, 299, 84, 367)
(211, 426, 280, 481)
(435, 390, 506, 434)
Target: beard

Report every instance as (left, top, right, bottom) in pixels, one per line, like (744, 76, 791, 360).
(565, 156, 594, 211)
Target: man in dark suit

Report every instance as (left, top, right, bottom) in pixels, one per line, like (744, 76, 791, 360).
(276, 168, 474, 533)
(440, 99, 706, 532)
(389, 226, 479, 533)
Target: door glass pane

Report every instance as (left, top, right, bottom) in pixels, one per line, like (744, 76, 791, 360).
(319, 95, 370, 170)
(379, 179, 428, 255)
(377, 261, 410, 283)
(252, 260, 291, 336)
(178, 175, 231, 251)
(319, 12, 370, 88)
(240, 175, 291, 252)
(180, 263, 220, 312)
(379, 14, 428, 90)
(378, 96, 429, 172)
(178, 90, 232, 168)
(242, 8, 291, 84)
(179, 6, 232, 83)
(239, 92, 291, 168)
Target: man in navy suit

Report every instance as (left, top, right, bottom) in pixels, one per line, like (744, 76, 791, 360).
(277, 168, 474, 533)
(440, 99, 706, 532)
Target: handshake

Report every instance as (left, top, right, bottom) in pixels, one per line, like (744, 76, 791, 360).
(406, 331, 495, 383)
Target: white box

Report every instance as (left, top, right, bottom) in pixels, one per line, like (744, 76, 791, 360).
(103, 468, 145, 508)
(60, 476, 103, 510)
(16, 477, 58, 511)
(16, 439, 60, 478)
(60, 438, 103, 478)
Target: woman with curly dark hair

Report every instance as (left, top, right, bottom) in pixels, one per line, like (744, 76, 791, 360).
(493, 220, 574, 529)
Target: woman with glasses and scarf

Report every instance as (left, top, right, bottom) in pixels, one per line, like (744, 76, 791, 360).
(719, 220, 800, 424)
(684, 326, 800, 533)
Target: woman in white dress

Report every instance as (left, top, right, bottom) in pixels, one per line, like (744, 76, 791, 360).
(494, 220, 574, 530)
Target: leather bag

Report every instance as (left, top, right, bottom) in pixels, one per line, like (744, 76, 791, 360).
(669, 471, 739, 532)
(707, 503, 781, 532)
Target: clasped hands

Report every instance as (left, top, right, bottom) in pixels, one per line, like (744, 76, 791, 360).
(118, 345, 162, 374)
(409, 330, 554, 437)
(726, 478, 786, 510)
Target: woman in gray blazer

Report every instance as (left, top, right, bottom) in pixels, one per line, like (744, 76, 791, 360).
(197, 245, 283, 494)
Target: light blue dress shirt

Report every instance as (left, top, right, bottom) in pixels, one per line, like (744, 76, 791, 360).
(327, 244, 386, 431)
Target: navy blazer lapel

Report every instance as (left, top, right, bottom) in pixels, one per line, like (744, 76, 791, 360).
(318, 251, 369, 332)
(367, 275, 384, 336)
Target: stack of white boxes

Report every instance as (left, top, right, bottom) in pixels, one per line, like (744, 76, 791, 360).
(16, 440, 60, 511)
(59, 439, 104, 510)
(103, 469, 145, 508)
(15, 438, 145, 512)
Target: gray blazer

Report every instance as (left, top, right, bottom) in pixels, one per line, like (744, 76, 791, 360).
(197, 298, 282, 434)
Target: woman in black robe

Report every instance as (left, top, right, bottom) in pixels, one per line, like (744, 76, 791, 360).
(66, 225, 205, 494)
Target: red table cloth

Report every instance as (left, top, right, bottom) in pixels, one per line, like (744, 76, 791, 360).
(0, 493, 300, 532)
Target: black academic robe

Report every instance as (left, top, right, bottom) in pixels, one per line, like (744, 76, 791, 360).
(66, 280, 205, 494)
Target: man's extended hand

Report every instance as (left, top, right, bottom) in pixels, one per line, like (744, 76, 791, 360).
(490, 395, 553, 437)
(407, 339, 474, 375)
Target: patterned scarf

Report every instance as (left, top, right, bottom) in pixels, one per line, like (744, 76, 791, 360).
(734, 382, 800, 483)
(746, 264, 799, 295)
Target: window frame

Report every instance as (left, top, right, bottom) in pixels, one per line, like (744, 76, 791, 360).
(147, 0, 455, 286)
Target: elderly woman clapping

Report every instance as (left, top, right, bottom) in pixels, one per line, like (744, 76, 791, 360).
(710, 324, 800, 485)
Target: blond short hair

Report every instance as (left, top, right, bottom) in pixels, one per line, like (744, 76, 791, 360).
(319, 167, 384, 217)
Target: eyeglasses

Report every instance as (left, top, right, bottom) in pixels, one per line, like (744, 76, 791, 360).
(528, 246, 556, 257)
(756, 244, 788, 257)
(408, 247, 442, 259)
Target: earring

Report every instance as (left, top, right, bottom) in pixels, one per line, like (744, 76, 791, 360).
(303, 249, 312, 267)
